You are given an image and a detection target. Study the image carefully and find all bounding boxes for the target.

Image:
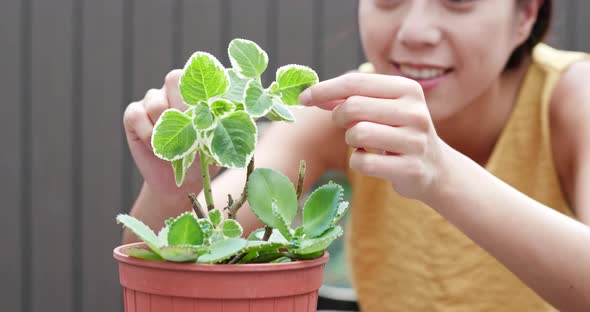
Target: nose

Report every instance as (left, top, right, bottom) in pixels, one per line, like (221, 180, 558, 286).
(396, 3, 442, 49)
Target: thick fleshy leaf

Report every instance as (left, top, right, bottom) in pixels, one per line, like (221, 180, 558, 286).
(180, 52, 229, 104)
(167, 212, 203, 246)
(303, 182, 344, 238)
(197, 237, 247, 264)
(160, 246, 201, 262)
(198, 219, 214, 242)
(208, 209, 222, 228)
(223, 69, 251, 103)
(171, 148, 197, 187)
(221, 219, 243, 238)
(272, 202, 293, 241)
(247, 227, 289, 244)
(192, 102, 216, 131)
(210, 111, 257, 168)
(116, 214, 162, 255)
(246, 168, 298, 229)
(265, 99, 295, 122)
(275, 65, 318, 105)
(210, 99, 236, 117)
(333, 201, 350, 225)
(244, 80, 274, 117)
(228, 38, 268, 78)
(243, 240, 288, 253)
(238, 251, 260, 264)
(126, 247, 164, 261)
(157, 225, 170, 245)
(293, 226, 343, 255)
(152, 109, 198, 161)
(271, 257, 292, 263)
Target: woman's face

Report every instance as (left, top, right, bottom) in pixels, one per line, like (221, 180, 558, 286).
(359, 0, 535, 121)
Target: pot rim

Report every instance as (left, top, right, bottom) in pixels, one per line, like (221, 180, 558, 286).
(114, 242, 329, 272)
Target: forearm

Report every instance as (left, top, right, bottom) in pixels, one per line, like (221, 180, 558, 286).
(122, 182, 194, 244)
(425, 145, 590, 311)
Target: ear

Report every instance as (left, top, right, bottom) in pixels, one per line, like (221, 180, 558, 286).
(515, 0, 542, 46)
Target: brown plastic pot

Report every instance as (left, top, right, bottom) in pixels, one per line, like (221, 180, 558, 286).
(113, 242, 329, 311)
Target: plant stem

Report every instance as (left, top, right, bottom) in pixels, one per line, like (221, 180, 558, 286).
(296, 160, 306, 201)
(200, 154, 215, 211)
(188, 193, 207, 219)
(262, 226, 273, 241)
(228, 156, 255, 220)
(228, 253, 245, 264)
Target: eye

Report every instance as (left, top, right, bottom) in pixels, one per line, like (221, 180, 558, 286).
(443, 0, 477, 10)
(374, 0, 403, 10)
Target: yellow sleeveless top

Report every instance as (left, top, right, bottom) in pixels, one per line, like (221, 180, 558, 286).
(346, 44, 589, 311)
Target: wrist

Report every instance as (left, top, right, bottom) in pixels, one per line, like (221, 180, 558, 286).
(423, 139, 463, 208)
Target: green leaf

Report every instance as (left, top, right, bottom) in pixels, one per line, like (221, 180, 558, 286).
(221, 219, 243, 238)
(157, 225, 170, 245)
(303, 182, 344, 238)
(243, 240, 289, 254)
(238, 251, 259, 264)
(160, 246, 201, 262)
(210, 99, 236, 117)
(333, 201, 350, 225)
(271, 256, 292, 263)
(198, 219, 214, 242)
(228, 38, 268, 78)
(152, 109, 198, 161)
(223, 69, 251, 103)
(208, 209, 223, 228)
(272, 202, 293, 241)
(244, 80, 274, 117)
(247, 228, 289, 244)
(126, 247, 164, 261)
(197, 237, 247, 264)
(210, 111, 257, 168)
(293, 226, 343, 255)
(116, 214, 162, 255)
(247, 168, 298, 229)
(192, 102, 216, 131)
(180, 52, 229, 104)
(171, 148, 197, 187)
(275, 65, 318, 105)
(265, 99, 295, 122)
(167, 212, 203, 246)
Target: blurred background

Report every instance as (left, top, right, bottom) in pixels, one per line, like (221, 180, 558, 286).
(1, 1, 589, 311)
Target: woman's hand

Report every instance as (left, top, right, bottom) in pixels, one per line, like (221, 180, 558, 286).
(300, 73, 450, 201)
(123, 70, 220, 201)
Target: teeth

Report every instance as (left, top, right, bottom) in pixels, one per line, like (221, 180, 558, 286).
(399, 65, 446, 80)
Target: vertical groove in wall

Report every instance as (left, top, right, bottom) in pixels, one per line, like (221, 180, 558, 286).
(220, 0, 231, 65)
(312, 0, 324, 79)
(121, 0, 134, 215)
(567, 0, 578, 49)
(267, 0, 278, 78)
(172, 0, 183, 67)
(71, 0, 83, 310)
(20, 0, 32, 311)
(356, 1, 365, 65)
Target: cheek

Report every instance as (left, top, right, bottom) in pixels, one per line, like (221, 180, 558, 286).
(358, 4, 396, 69)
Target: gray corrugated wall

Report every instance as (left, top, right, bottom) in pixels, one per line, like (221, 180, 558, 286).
(0, 1, 588, 311)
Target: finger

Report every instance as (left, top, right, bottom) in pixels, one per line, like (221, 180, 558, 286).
(123, 101, 154, 149)
(345, 122, 426, 155)
(163, 69, 187, 110)
(299, 73, 423, 110)
(332, 95, 428, 129)
(143, 88, 169, 124)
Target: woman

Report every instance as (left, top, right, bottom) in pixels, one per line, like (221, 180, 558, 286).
(123, 0, 590, 310)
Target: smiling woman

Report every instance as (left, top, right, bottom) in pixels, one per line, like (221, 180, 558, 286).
(123, 0, 590, 311)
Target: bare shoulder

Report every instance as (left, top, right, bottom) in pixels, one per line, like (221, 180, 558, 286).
(549, 60, 590, 204)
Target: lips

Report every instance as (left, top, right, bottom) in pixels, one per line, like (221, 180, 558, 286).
(393, 63, 452, 80)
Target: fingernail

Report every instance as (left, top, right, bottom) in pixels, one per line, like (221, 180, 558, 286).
(299, 89, 312, 105)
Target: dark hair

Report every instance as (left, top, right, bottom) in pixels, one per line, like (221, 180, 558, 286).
(505, 0, 552, 70)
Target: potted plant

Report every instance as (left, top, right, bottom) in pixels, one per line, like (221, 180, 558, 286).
(114, 38, 349, 311)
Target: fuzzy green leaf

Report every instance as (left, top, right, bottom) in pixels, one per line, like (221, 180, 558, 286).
(243, 240, 288, 254)
(293, 226, 343, 255)
(238, 251, 260, 264)
(210, 99, 236, 117)
(160, 246, 201, 262)
(228, 39, 268, 78)
(171, 148, 197, 187)
(272, 202, 293, 241)
(221, 219, 243, 238)
(223, 69, 251, 103)
(157, 225, 170, 244)
(246, 168, 298, 229)
(275, 65, 318, 105)
(333, 201, 350, 225)
(208, 209, 222, 228)
(247, 228, 290, 244)
(116, 214, 162, 255)
(180, 52, 229, 104)
(192, 102, 216, 131)
(152, 109, 198, 161)
(271, 256, 292, 263)
(265, 99, 295, 122)
(303, 182, 343, 238)
(244, 80, 274, 117)
(198, 219, 214, 242)
(126, 247, 164, 261)
(210, 111, 256, 168)
(167, 212, 203, 246)
(197, 238, 247, 264)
